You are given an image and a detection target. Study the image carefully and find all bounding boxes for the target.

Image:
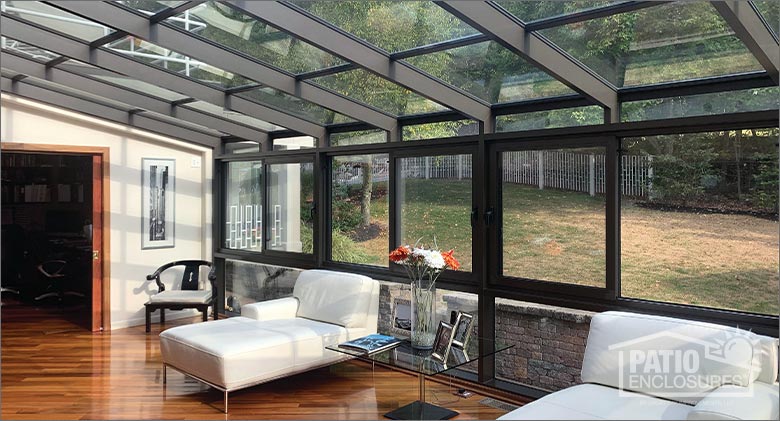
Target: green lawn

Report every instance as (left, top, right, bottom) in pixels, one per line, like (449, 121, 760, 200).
(341, 179, 779, 315)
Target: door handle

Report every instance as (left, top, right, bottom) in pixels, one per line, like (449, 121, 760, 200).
(470, 207, 478, 227)
(484, 208, 495, 226)
(92, 250, 99, 260)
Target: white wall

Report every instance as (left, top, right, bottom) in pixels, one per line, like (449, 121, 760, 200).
(1, 94, 213, 330)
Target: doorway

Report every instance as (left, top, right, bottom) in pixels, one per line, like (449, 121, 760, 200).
(1, 143, 109, 331)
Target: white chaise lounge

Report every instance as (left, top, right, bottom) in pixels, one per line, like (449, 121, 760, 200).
(500, 311, 779, 420)
(159, 269, 379, 412)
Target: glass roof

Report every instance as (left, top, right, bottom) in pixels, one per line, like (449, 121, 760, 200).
(2, 1, 114, 42)
(292, 1, 479, 53)
(540, 2, 763, 87)
(405, 40, 575, 103)
(312, 68, 448, 116)
(754, 0, 780, 36)
(237, 86, 353, 125)
(115, 0, 186, 15)
(106, 36, 252, 89)
(495, 1, 619, 23)
(186, 100, 285, 132)
(1, 36, 59, 62)
(165, 2, 344, 74)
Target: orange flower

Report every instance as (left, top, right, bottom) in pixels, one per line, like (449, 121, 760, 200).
(389, 245, 410, 263)
(442, 249, 460, 270)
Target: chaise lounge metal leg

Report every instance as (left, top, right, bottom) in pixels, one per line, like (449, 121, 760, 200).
(163, 363, 167, 385)
(224, 390, 228, 414)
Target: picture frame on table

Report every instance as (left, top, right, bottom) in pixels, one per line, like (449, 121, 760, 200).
(430, 321, 455, 363)
(141, 158, 175, 249)
(451, 312, 474, 349)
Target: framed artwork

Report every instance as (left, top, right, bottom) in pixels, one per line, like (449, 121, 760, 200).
(451, 312, 474, 349)
(430, 321, 455, 363)
(142, 158, 175, 249)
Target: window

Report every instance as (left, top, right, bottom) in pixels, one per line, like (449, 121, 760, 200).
(402, 120, 478, 141)
(330, 130, 386, 146)
(398, 154, 473, 271)
(496, 106, 603, 133)
(500, 147, 606, 287)
(330, 154, 389, 266)
(621, 129, 779, 314)
(267, 162, 314, 253)
(622, 87, 780, 122)
(224, 160, 263, 252)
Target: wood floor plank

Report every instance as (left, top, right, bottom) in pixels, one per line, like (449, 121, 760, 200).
(2, 299, 516, 419)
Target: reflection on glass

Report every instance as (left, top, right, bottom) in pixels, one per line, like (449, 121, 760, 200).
(237, 86, 351, 124)
(116, 0, 185, 15)
(330, 130, 386, 146)
(496, 1, 618, 23)
(501, 147, 606, 286)
(621, 129, 779, 315)
(273, 136, 316, 151)
(496, 106, 603, 133)
(402, 120, 478, 141)
(268, 162, 314, 253)
(399, 155, 473, 271)
(754, 0, 780, 36)
(166, 2, 344, 74)
(224, 141, 260, 155)
(292, 1, 478, 53)
(622, 87, 780, 122)
(2, 1, 113, 42)
(313, 68, 448, 116)
(186, 100, 284, 132)
(406, 41, 574, 103)
(1, 36, 59, 62)
(330, 154, 389, 266)
(541, 2, 762, 87)
(106, 36, 251, 88)
(225, 161, 263, 252)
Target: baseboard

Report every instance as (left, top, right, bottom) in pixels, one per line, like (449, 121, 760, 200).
(111, 308, 200, 330)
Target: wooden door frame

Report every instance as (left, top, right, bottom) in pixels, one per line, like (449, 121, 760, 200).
(1, 142, 110, 331)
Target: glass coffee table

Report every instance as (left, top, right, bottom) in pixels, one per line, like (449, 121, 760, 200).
(327, 338, 512, 420)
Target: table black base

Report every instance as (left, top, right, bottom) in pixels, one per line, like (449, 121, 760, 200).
(384, 400, 458, 420)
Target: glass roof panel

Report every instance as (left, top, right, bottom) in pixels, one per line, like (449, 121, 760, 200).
(105, 36, 252, 89)
(115, 0, 186, 15)
(237, 86, 353, 125)
(540, 2, 763, 87)
(312, 68, 448, 116)
(405, 41, 574, 104)
(495, 1, 619, 23)
(186, 100, 285, 132)
(1, 36, 60, 62)
(2, 1, 114, 42)
(165, 2, 344, 74)
(291, 1, 479, 53)
(754, 0, 779, 36)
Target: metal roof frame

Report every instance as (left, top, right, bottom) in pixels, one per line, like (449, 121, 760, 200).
(712, 1, 779, 84)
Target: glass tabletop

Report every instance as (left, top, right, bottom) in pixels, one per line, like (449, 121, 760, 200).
(327, 338, 511, 377)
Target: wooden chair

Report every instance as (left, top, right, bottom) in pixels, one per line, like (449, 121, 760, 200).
(145, 260, 217, 333)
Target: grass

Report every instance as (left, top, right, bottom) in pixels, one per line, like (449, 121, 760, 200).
(339, 179, 778, 315)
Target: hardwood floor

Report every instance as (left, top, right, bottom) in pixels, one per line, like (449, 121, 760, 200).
(1, 299, 517, 420)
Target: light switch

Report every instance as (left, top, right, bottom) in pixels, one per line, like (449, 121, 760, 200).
(191, 157, 201, 168)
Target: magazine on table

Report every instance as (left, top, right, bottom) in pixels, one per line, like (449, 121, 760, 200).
(338, 334, 402, 354)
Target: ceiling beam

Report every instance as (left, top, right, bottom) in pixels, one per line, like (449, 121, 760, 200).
(1, 76, 220, 148)
(230, 1, 492, 125)
(438, 1, 619, 122)
(1, 14, 327, 140)
(150, 1, 204, 24)
(46, 1, 396, 131)
(712, 1, 779, 84)
(2, 50, 269, 142)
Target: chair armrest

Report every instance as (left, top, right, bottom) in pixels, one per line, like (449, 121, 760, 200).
(687, 383, 779, 420)
(241, 297, 299, 321)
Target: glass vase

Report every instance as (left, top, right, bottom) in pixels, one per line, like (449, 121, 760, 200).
(410, 276, 436, 349)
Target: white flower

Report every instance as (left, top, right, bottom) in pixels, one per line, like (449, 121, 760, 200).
(424, 250, 445, 270)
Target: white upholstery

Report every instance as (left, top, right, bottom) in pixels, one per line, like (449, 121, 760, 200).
(159, 269, 379, 393)
(241, 296, 299, 321)
(293, 269, 374, 328)
(498, 383, 693, 420)
(500, 311, 779, 420)
(149, 289, 211, 303)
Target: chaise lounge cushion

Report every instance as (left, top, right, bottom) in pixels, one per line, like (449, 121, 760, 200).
(294, 270, 374, 328)
(497, 383, 694, 420)
(160, 316, 360, 390)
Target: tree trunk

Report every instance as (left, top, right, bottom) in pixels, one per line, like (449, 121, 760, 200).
(359, 162, 372, 227)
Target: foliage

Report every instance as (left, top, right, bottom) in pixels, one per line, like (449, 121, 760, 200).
(750, 153, 780, 213)
(650, 149, 717, 203)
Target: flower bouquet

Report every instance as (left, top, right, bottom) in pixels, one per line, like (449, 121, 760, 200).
(389, 243, 460, 348)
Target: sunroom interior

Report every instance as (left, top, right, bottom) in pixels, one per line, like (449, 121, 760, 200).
(0, 1, 778, 420)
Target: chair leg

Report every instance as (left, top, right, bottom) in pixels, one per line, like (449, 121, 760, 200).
(145, 306, 152, 333)
(202, 307, 208, 322)
(160, 308, 165, 325)
(213, 305, 218, 320)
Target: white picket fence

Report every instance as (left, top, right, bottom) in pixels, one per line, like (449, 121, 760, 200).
(340, 153, 653, 198)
